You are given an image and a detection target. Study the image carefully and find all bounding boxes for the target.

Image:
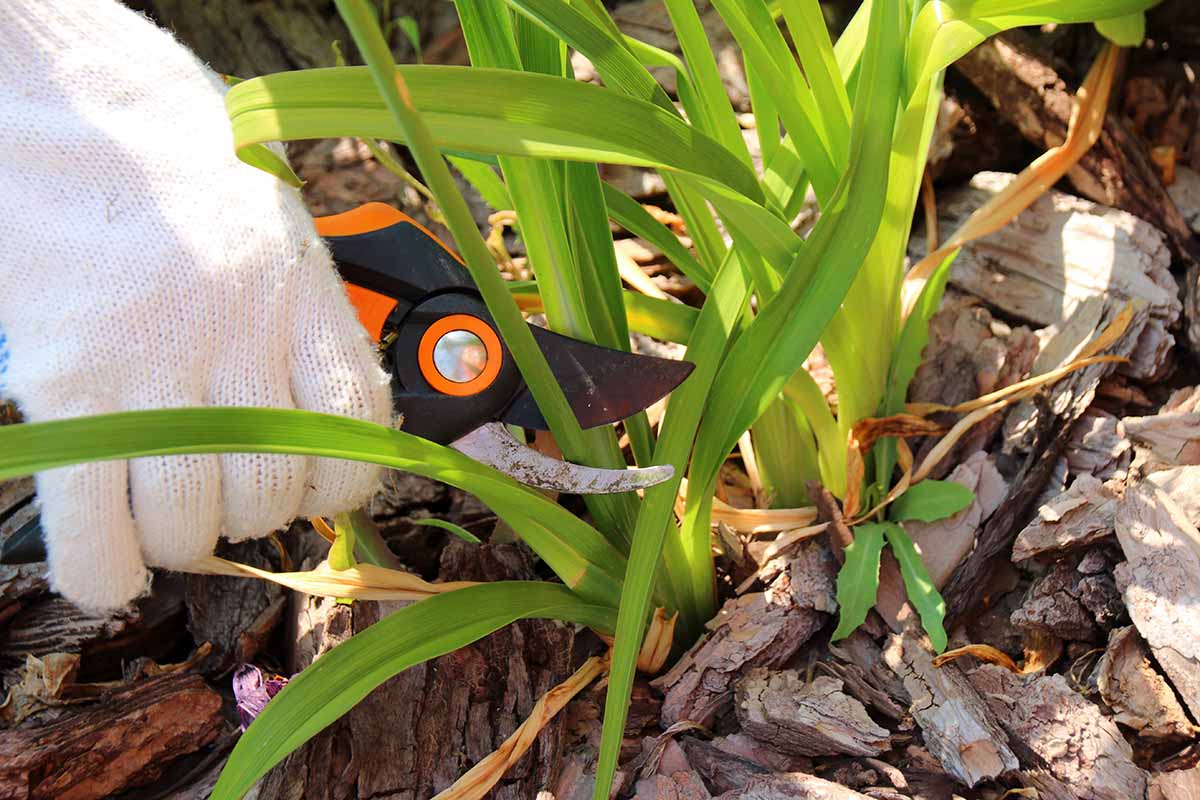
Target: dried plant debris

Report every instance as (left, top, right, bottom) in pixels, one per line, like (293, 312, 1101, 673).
(1095, 625, 1193, 742)
(968, 666, 1147, 800)
(734, 670, 890, 758)
(0, 673, 224, 800)
(1124, 386, 1200, 468)
(653, 540, 837, 727)
(1114, 483, 1200, 722)
(883, 629, 1018, 787)
(915, 171, 1179, 381)
(1011, 473, 1121, 562)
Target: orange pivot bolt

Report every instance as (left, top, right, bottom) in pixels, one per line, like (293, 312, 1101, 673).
(417, 314, 503, 397)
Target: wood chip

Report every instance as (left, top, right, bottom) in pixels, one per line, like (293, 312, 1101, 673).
(0, 673, 224, 800)
(712, 773, 875, 799)
(1114, 483, 1200, 721)
(917, 171, 1179, 381)
(1010, 558, 1102, 642)
(1146, 465, 1200, 527)
(883, 628, 1018, 787)
(1011, 474, 1121, 562)
(1151, 766, 1200, 800)
(1124, 386, 1200, 468)
(734, 670, 890, 758)
(1096, 625, 1193, 741)
(1066, 409, 1131, 480)
(653, 541, 837, 727)
(968, 666, 1147, 800)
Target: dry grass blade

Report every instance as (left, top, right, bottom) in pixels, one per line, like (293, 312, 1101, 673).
(432, 654, 609, 800)
(596, 606, 677, 675)
(615, 243, 671, 300)
(310, 517, 337, 543)
(190, 556, 479, 600)
(901, 43, 1124, 318)
(760, 523, 830, 562)
(675, 479, 818, 533)
(737, 431, 766, 507)
(844, 415, 945, 518)
(933, 630, 1061, 675)
(637, 608, 678, 674)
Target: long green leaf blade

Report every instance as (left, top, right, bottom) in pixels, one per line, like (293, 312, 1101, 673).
(0, 408, 627, 605)
(831, 522, 886, 641)
(226, 65, 763, 203)
(213, 581, 616, 799)
(883, 522, 948, 652)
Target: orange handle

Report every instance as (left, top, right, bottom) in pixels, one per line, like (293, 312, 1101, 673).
(314, 203, 464, 342)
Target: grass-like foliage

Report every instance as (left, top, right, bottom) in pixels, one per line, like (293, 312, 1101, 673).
(0, 1, 1158, 797)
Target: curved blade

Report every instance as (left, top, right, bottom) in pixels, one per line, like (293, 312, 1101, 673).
(452, 423, 673, 494)
(502, 326, 694, 430)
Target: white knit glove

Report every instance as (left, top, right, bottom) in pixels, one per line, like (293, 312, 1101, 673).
(0, 1, 393, 610)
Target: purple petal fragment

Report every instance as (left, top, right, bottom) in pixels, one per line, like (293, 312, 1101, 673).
(232, 663, 288, 730)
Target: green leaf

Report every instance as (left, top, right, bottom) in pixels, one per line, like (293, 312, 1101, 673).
(593, 245, 755, 800)
(890, 480, 975, 523)
(413, 517, 482, 544)
(831, 523, 886, 641)
(225, 65, 763, 203)
(236, 142, 302, 187)
(907, 0, 1159, 97)
(395, 15, 422, 56)
(883, 522, 948, 652)
(329, 513, 358, 570)
(213, 581, 616, 799)
(684, 0, 904, 539)
(1095, 12, 1146, 46)
(0, 408, 627, 607)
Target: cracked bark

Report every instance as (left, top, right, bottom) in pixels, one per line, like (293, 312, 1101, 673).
(734, 670, 890, 758)
(883, 629, 1017, 788)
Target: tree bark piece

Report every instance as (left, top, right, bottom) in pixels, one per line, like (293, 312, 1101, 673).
(954, 31, 1200, 353)
(1011, 474, 1120, 562)
(954, 32, 1199, 266)
(883, 629, 1018, 788)
(1151, 766, 1200, 800)
(0, 673, 224, 800)
(968, 666, 1146, 800)
(734, 670, 890, 758)
(184, 537, 286, 669)
(1010, 557, 1102, 642)
(919, 171, 1179, 381)
(1124, 386, 1200, 469)
(713, 772, 876, 799)
(1114, 483, 1200, 721)
(258, 539, 580, 800)
(1096, 625, 1193, 741)
(1146, 465, 1200, 527)
(653, 541, 837, 727)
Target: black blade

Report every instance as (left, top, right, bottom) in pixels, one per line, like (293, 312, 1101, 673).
(1, 515, 46, 564)
(501, 326, 694, 430)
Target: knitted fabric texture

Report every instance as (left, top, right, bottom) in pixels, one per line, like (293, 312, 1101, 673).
(0, 0, 393, 610)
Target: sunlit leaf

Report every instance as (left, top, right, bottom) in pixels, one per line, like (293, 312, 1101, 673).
(883, 522, 948, 652)
(889, 480, 975, 523)
(831, 523, 886, 641)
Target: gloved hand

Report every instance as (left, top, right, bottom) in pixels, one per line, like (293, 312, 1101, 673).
(0, 1, 393, 610)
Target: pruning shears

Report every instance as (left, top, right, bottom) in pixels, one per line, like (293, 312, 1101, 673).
(0, 203, 693, 564)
